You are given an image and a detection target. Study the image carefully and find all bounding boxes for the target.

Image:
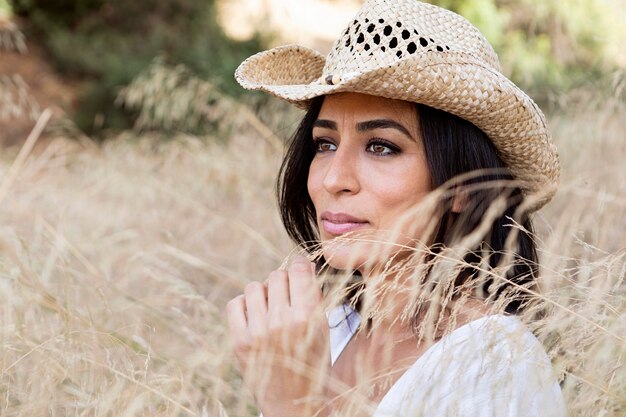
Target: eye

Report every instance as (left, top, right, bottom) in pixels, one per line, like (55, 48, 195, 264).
(313, 137, 337, 153)
(366, 139, 399, 156)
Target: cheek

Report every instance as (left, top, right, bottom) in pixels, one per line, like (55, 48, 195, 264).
(376, 184, 427, 217)
(307, 161, 323, 207)
(368, 163, 432, 225)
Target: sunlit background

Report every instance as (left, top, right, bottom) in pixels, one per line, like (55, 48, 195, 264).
(0, 1, 624, 416)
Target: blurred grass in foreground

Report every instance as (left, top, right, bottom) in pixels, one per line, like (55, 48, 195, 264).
(0, 83, 624, 416)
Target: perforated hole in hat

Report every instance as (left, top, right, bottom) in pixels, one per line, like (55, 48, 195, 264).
(322, 0, 500, 85)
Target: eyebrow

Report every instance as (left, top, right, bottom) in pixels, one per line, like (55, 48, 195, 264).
(313, 118, 414, 141)
(312, 119, 338, 130)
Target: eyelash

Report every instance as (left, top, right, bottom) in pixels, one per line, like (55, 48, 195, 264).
(312, 137, 400, 156)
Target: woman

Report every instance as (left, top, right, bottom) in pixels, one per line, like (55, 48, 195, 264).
(226, 1, 565, 416)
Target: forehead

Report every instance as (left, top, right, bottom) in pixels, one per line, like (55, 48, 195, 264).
(317, 93, 418, 127)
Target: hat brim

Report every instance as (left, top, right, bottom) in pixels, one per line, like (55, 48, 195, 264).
(236, 45, 559, 209)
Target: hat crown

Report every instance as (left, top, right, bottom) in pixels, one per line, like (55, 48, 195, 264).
(233, 0, 559, 209)
(323, 0, 501, 82)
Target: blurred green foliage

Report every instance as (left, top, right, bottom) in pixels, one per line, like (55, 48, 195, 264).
(429, 0, 626, 104)
(10, 0, 267, 136)
(0, 0, 12, 15)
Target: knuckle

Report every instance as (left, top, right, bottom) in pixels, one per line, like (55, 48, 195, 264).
(267, 320, 284, 335)
(267, 271, 286, 285)
(248, 331, 268, 347)
(267, 270, 286, 281)
(230, 332, 251, 351)
(268, 308, 287, 325)
(233, 340, 252, 356)
(307, 292, 323, 306)
(289, 259, 311, 274)
(301, 283, 319, 297)
(226, 295, 243, 312)
(244, 281, 264, 295)
(248, 323, 268, 340)
(292, 314, 309, 327)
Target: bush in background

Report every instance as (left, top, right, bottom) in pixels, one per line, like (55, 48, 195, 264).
(9, 0, 267, 137)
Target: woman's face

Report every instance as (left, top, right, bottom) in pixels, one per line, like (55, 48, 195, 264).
(307, 93, 433, 272)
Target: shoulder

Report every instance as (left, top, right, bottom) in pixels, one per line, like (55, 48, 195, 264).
(449, 315, 562, 393)
(397, 315, 566, 417)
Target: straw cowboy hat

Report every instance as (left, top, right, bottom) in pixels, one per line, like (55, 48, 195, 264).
(235, 0, 560, 209)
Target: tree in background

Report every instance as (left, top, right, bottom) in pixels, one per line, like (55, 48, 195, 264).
(428, 0, 626, 103)
(9, 0, 266, 136)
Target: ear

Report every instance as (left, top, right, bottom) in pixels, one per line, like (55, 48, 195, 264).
(452, 188, 468, 213)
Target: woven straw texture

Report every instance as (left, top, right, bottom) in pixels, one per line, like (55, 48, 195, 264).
(235, 0, 560, 208)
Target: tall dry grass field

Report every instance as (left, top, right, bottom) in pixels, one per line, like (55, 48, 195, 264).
(0, 85, 624, 416)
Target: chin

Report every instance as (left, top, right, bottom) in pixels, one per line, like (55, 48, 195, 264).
(320, 232, 411, 272)
(321, 241, 370, 271)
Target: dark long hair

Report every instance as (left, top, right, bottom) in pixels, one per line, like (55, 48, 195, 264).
(277, 95, 537, 319)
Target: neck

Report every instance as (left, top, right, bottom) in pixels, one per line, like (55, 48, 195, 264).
(354, 263, 493, 342)
(357, 265, 414, 334)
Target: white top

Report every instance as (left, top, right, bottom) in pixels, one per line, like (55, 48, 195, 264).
(259, 304, 566, 417)
(329, 304, 566, 417)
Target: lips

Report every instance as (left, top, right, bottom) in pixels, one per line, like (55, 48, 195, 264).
(320, 211, 369, 236)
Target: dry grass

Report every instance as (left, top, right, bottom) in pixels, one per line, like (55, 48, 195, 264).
(0, 85, 624, 417)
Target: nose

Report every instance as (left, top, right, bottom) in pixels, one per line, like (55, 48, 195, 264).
(322, 142, 361, 195)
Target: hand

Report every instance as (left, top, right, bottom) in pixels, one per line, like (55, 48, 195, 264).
(226, 256, 331, 417)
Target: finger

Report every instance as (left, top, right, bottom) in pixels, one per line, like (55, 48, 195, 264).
(288, 255, 321, 308)
(225, 294, 249, 349)
(267, 270, 290, 314)
(244, 281, 268, 335)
